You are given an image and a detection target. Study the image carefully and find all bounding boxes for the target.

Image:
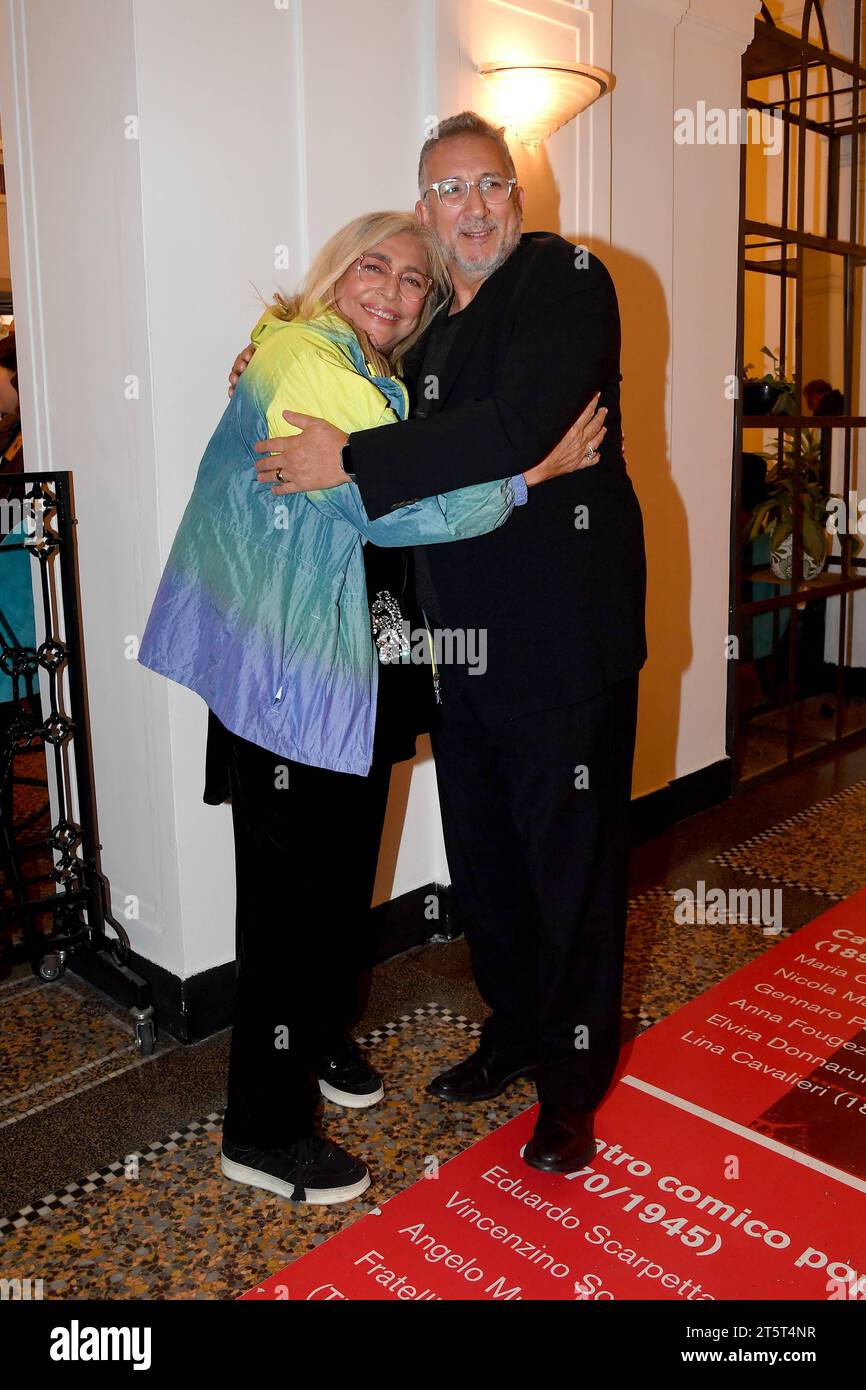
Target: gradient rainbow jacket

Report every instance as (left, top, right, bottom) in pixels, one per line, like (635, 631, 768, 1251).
(137, 308, 517, 775)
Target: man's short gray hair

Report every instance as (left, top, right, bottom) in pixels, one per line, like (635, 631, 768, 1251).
(418, 111, 517, 194)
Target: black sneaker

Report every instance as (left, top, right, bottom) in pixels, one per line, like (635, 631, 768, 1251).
(220, 1134, 370, 1205)
(316, 1039, 384, 1109)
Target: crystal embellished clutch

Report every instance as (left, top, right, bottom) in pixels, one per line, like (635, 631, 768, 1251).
(370, 590, 410, 664)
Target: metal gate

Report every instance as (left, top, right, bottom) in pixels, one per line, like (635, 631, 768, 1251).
(0, 470, 155, 1053)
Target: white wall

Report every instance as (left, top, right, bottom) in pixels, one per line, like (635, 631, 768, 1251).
(0, 0, 459, 978)
(0, 0, 186, 971)
(0, 0, 764, 984)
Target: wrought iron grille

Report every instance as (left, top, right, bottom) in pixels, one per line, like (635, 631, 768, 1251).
(731, 0, 866, 783)
(0, 471, 155, 1053)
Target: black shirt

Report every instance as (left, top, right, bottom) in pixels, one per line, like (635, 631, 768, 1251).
(411, 302, 467, 623)
(413, 305, 465, 420)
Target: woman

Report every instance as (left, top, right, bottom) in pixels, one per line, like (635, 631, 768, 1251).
(139, 211, 535, 1207)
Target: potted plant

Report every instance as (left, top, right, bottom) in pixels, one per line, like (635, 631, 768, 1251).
(746, 428, 860, 580)
(743, 346, 797, 416)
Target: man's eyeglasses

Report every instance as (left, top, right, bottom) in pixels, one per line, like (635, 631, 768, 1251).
(356, 255, 432, 303)
(423, 175, 518, 209)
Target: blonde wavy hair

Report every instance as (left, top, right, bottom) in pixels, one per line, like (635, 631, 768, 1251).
(273, 211, 451, 375)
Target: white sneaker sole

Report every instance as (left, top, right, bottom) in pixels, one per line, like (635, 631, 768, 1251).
(318, 1078, 385, 1109)
(220, 1153, 370, 1205)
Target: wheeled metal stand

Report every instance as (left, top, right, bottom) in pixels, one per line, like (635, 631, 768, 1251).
(0, 472, 156, 1054)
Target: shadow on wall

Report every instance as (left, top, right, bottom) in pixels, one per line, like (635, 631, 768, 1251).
(518, 138, 691, 801)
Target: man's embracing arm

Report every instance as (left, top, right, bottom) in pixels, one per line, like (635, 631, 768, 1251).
(349, 250, 621, 519)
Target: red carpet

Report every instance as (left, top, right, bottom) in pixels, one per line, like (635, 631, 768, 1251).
(242, 890, 866, 1301)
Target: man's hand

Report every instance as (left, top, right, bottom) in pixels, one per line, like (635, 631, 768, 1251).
(228, 344, 256, 398)
(253, 411, 349, 494)
(523, 393, 607, 488)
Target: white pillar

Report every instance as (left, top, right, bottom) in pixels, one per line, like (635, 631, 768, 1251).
(611, 0, 689, 797)
(0, 0, 450, 983)
(612, 0, 757, 794)
(669, 0, 757, 778)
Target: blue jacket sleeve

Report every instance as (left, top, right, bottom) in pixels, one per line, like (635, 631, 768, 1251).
(304, 475, 517, 547)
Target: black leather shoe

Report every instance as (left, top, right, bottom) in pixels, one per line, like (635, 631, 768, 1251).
(427, 1045, 537, 1102)
(523, 1103, 597, 1173)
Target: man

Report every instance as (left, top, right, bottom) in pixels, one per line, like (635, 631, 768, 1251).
(804, 378, 844, 416)
(238, 112, 647, 1173)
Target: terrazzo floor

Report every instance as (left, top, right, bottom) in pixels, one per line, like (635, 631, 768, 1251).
(3, 748, 866, 1298)
(739, 694, 866, 781)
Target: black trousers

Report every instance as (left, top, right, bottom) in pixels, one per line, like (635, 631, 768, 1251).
(430, 673, 639, 1111)
(219, 719, 392, 1147)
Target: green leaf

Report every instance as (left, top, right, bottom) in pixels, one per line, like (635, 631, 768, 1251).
(771, 518, 792, 550)
(801, 514, 826, 561)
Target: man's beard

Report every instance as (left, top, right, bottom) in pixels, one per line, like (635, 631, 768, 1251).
(437, 214, 523, 281)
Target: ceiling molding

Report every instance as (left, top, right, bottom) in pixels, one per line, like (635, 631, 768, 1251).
(627, 0, 690, 24)
(679, 0, 760, 53)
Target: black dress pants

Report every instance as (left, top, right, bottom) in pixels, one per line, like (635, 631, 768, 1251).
(219, 719, 393, 1148)
(430, 673, 639, 1111)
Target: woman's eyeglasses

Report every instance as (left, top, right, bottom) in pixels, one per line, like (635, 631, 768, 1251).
(356, 255, 432, 303)
(423, 175, 517, 209)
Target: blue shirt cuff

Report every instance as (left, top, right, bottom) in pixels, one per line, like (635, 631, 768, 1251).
(511, 473, 529, 507)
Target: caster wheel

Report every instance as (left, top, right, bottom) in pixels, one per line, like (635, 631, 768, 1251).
(37, 953, 65, 982)
(135, 1019, 156, 1057)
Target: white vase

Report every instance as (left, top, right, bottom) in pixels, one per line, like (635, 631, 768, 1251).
(770, 532, 827, 581)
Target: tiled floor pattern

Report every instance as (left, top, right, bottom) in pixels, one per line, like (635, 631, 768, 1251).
(0, 895, 796, 1292)
(2, 768, 864, 1297)
(0, 972, 175, 1130)
(0, 1007, 527, 1299)
(739, 695, 866, 782)
(619, 886, 788, 1029)
(712, 777, 866, 898)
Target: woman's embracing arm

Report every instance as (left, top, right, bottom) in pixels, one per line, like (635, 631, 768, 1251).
(253, 329, 523, 545)
(305, 473, 519, 546)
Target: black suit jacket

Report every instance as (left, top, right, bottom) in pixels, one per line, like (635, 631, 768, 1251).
(350, 232, 647, 718)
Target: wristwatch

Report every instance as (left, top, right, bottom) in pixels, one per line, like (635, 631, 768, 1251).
(340, 443, 356, 481)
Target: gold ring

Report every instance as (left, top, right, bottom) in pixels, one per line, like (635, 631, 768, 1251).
(275, 468, 284, 484)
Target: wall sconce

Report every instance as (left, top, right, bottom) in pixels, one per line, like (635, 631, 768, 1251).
(478, 60, 612, 145)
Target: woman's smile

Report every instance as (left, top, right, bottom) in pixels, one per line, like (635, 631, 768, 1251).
(361, 301, 401, 325)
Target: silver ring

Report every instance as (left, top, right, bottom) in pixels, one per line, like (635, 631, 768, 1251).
(275, 468, 284, 484)
(585, 445, 597, 461)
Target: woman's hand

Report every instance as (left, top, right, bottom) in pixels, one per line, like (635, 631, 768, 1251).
(228, 344, 256, 397)
(523, 393, 607, 487)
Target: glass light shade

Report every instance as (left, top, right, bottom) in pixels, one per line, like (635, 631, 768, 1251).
(478, 61, 611, 145)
